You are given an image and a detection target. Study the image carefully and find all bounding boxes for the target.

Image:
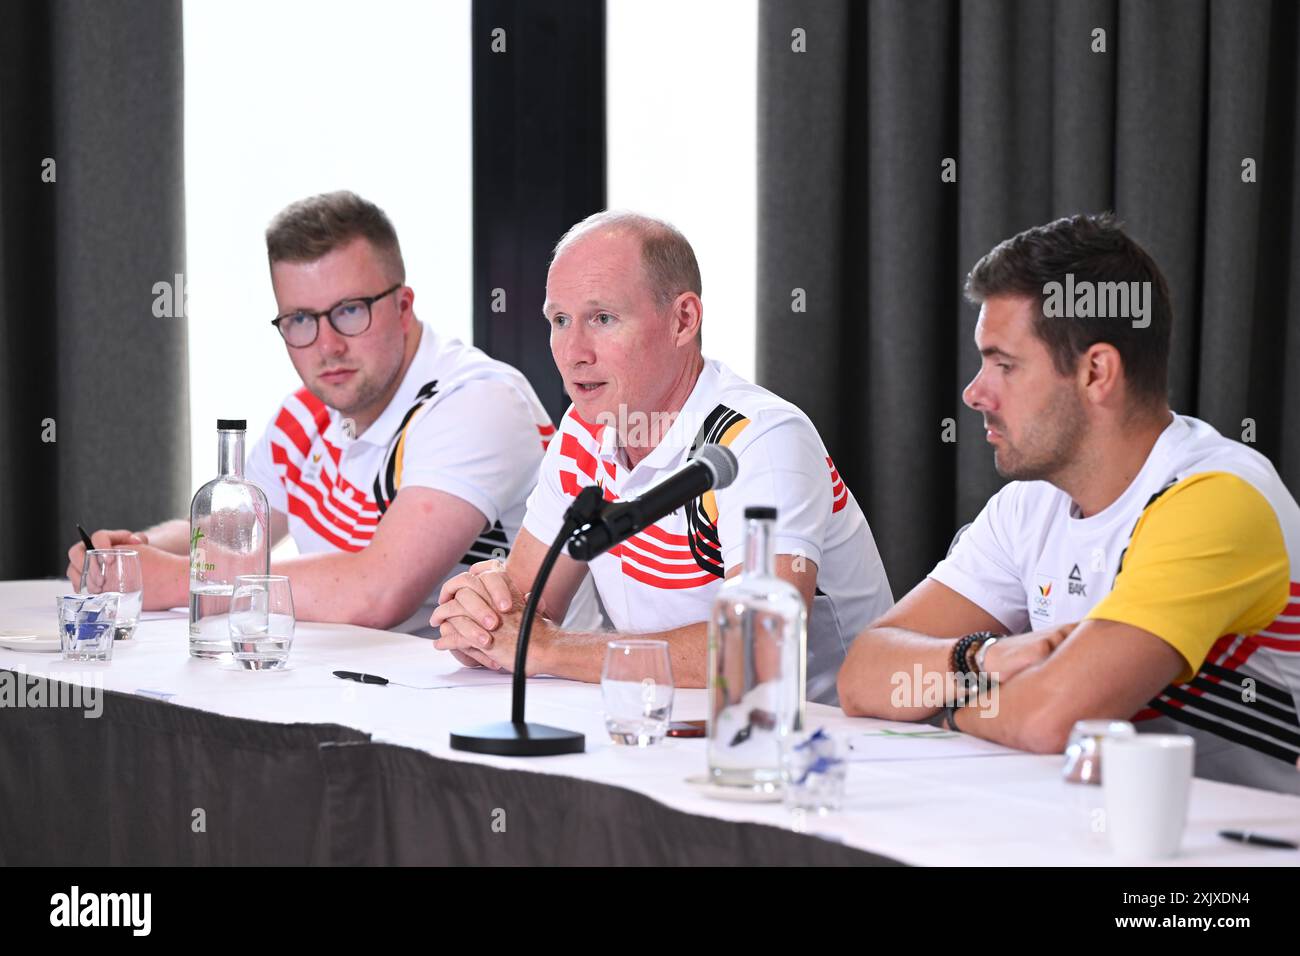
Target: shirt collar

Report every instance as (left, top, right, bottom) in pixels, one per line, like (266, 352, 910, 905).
(1067, 411, 1182, 526)
(606, 358, 720, 476)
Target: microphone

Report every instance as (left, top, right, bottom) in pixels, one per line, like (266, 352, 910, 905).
(566, 444, 739, 561)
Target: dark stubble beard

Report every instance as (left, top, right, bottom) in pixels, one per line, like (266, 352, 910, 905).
(992, 385, 1088, 483)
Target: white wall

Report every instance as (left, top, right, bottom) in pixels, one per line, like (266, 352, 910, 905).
(606, 0, 758, 381)
(183, 0, 472, 490)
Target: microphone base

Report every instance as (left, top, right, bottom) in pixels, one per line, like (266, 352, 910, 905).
(450, 721, 585, 757)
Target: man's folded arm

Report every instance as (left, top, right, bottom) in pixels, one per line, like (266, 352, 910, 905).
(282, 487, 488, 630)
(838, 578, 1010, 720)
(536, 555, 819, 685)
(952, 619, 1184, 751)
(955, 472, 1291, 752)
(500, 527, 591, 624)
(137, 512, 289, 556)
(434, 548, 818, 685)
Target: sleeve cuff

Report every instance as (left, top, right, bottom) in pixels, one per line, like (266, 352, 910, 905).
(722, 534, 823, 573)
(1084, 606, 1199, 684)
(521, 509, 564, 549)
(927, 565, 1018, 635)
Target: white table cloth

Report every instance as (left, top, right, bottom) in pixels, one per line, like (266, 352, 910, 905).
(3, 578, 1298, 866)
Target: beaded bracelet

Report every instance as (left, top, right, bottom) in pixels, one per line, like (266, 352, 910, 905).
(949, 631, 997, 706)
(949, 633, 982, 676)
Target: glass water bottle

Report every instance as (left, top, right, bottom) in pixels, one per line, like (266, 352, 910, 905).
(707, 506, 807, 792)
(188, 419, 271, 659)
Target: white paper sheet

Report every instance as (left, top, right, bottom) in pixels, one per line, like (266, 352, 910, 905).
(843, 723, 1021, 761)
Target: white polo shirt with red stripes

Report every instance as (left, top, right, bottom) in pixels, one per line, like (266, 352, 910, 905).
(521, 358, 894, 703)
(244, 322, 556, 635)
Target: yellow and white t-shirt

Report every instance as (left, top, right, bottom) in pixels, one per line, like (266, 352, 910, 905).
(931, 414, 1300, 794)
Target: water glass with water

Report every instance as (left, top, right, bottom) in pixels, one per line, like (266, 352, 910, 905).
(602, 639, 674, 745)
(80, 548, 143, 640)
(228, 575, 295, 670)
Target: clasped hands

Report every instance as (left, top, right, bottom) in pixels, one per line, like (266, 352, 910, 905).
(429, 559, 553, 674)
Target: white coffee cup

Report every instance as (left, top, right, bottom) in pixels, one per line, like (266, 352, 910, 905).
(1101, 733, 1195, 859)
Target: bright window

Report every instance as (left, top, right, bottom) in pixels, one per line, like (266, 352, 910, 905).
(183, 0, 472, 490)
(607, 0, 758, 381)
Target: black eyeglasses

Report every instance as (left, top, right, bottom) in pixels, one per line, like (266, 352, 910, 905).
(271, 283, 402, 348)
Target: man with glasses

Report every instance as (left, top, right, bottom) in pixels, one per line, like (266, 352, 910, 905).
(67, 190, 558, 635)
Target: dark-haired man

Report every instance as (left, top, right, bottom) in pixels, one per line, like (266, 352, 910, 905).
(68, 190, 559, 635)
(838, 213, 1300, 794)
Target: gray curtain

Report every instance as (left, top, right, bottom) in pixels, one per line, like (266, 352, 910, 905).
(0, 0, 189, 578)
(758, 0, 1300, 596)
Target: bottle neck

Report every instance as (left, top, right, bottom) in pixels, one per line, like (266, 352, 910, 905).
(743, 518, 774, 577)
(217, 430, 245, 477)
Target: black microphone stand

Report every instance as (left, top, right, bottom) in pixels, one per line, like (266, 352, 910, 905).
(449, 485, 607, 756)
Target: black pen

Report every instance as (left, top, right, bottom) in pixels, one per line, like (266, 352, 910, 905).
(332, 670, 448, 690)
(1219, 830, 1298, 850)
(334, 670, 390, 685)
(76, 524, 105, 588)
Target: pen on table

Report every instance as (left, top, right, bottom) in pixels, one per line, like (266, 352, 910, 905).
(332, 670, 447, 690)
(76, 523, 104, 589)
(334, 670, 389, 685)
(1218, 830, 1298, 849)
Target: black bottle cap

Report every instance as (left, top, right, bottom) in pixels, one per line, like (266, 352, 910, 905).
(744, 506, 778, 520)
(217, 419, 247, 431)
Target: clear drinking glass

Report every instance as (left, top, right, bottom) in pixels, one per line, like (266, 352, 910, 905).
(781, 727, 847, 814)
(1063, 719, 1136, 784)
(57, 593, 119, 662)
(601, 639, 674, 745)
(228, 575, 295, 670)
(80, 548, 143, 640)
